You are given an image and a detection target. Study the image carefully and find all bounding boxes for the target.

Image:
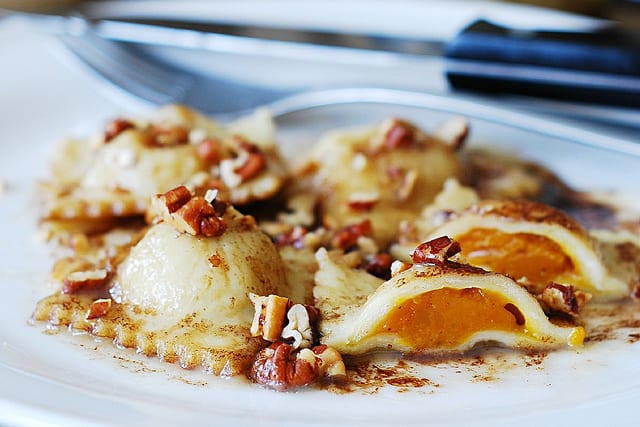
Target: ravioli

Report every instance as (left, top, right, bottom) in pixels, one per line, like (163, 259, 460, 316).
(39, 105, 287, 239)
(295, 117, 464, 245)
(30, 110, 640, 390)
(422, 200, 629, 300)
(34, 200, 292, 375)
(316, 244, 584, 356)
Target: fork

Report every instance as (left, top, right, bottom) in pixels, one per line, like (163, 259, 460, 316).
(59, 30, 640, 155)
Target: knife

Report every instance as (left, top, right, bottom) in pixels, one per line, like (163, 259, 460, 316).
(7, 0, 640, 108)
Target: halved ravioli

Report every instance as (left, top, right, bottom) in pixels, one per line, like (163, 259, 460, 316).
(34, 206, 292, 375)
(424, 200, 629, 300)
(316, 249, 584, 355)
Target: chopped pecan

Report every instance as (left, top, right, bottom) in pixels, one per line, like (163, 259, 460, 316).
(219, 142, 267, 187)
(198, 215, 226, 238)
(390, 260, 412, 277)
(540, 283, 592, 316)
(383, 119, 417, 149)
(347, 192, 379, 212)
(248, 341, 317, 391)
(396, 169, 419, 202)
(154, 185, 192, 214)
(249, 293, 292, 342)
(411, 236, 461, 265)
(104, 118, 134, 142)
(330, 220, 373, 251)
(86, 298, 112, 320)
(310, 345, 347, 378)
(149, 186, 227, 237)
(274, 226, 308, 249)
(62, 269, 109, 294)
(363, 253, 393, 280)
(172, 197, 216, 234)
(235, 152, 266, 181)
(433, 116, 469, 150)
(196, 138, 222, 164)
(147, 124, 190, 147)
(281, 304, 319, 349)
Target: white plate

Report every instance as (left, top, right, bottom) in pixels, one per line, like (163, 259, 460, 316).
(2, 19, 640, 427)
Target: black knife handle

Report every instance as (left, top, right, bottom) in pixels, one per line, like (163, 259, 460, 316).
(445, 20, 640, 107)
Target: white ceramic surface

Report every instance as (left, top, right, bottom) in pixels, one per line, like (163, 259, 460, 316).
(2, 18, 640, 427)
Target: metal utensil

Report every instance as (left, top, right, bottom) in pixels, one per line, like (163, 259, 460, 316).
(58, 28, 640, 155)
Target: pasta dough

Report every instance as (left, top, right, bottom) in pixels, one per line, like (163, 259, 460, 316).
(315, 247, 584, 355)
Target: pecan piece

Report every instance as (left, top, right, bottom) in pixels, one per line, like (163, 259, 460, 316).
(274, 226, 308, 249)
(196, 137, 222, 164)
(248, 341, 317, 391)
(104, 118, 134, 142)
(347, 191, 379, 212)
(433, 116, 469, 150)
(62, 269, 109, 294)
(149, 186, 227, 237)
(411, 236, 461, 265)
(155, 185, 192, 214)
(540, 283, 592, 316)
(311, 345, 347, 378)
(249, 293, 291, 342)
(383, 119, 416, 149)
(363, 253, 393, 280)
(330, 219, 373, 251)
(86, 298, 112, 320)
(172, 197, 217, 234)
(235, 152, 266, 181)
(281, 304, 319, 349)
(147, 124, 190, 146)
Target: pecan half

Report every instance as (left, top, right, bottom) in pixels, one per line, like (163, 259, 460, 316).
(411, 236, 461, 265)
(248, 341, 317, 391)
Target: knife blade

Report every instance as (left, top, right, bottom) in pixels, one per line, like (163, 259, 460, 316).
(7, 0, 640, 108)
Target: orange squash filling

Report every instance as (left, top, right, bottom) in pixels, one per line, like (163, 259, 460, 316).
(375, 287, 526, 350)
(456, 228, 574, 285)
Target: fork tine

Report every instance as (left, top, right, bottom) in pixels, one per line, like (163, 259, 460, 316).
(60, 30, 289, 116)
(61, 31, 191, 105)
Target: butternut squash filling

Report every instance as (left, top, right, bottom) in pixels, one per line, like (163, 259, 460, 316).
(374, 287, 526, 350)
(456, 228, 574, 285)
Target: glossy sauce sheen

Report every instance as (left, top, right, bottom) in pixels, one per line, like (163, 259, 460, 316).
(376, 287, 525, 349)
(456, 228, 574, 284)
